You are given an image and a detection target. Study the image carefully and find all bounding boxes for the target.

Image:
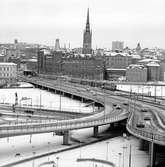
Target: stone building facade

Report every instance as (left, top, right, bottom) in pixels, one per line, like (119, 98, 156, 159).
(126, 64, 147, 82)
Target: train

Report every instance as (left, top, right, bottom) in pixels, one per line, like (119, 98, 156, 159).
(26, 73, 117, 91)
(69, 78, 117, 91)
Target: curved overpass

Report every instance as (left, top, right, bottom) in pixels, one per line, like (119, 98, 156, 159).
(127, 102, 165, 146)
(0, 77, 129, 141)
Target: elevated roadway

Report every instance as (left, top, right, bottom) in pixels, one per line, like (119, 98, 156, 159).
(0, 76, 129, 143)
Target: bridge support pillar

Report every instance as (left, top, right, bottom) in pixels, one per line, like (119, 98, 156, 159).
(63, 131, 70, 145)
(149, 141, 155, 167)
(93, 126, 99, 137)
(81, 98, 83, 103)
(110, 123, 115, 129)
(139, 139, 148, 151)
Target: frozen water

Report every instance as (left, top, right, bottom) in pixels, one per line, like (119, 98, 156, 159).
(0, 87, 93, 113)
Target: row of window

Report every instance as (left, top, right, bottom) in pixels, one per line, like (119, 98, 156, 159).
(0, 67, 16, 71)
(0, 73, 15, 77)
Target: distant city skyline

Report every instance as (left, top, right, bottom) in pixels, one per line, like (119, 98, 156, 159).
(0, 0, 165, 49)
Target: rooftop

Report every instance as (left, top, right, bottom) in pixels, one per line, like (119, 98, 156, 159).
(147, 61, 160, 67)
(0, 62, 17, 66)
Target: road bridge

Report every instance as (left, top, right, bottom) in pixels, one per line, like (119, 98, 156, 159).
(0, 76, 129, 145)
(2, 76, 165, 167)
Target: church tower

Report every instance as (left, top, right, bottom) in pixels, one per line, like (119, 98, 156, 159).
(82, 8, 92, 54)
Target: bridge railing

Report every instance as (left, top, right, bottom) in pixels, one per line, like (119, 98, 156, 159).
(126, 104, 165, 145)
(0, 110, 129, 136)
(127, 124, 165, 144)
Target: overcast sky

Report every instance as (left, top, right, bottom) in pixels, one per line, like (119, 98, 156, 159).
(0, 0, 165, 49)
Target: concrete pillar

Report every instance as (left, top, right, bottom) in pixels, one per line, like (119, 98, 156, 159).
(110, 123, 115, 129)
(63, 131, 70, 145)
(139, 139, 149, 151)
(81, 98, 83, 103)
(93, 126, 99, 137)
(149, 141, 156, 167)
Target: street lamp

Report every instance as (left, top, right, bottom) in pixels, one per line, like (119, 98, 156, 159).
(79, 141, 82, 158)
(106, 141, 109, 161)
(122, 146, 127, 167)
(118, 153, 122, 167)
(128, 144, 132, 167)
(48, 142, 50, 161)
(32, 151, 36, 167)
(101, 83, 106, 121)
(56, 157, 59, 167)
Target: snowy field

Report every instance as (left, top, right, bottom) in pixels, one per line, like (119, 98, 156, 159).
(0, 127, 149, 167)
(0, 87, 93, 113)
(117, 84, 165, 98)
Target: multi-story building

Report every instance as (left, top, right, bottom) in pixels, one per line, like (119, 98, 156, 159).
(37, 49, 104, 80)
(37, 49, 63, 74)
(160, 61, 165, 81)
(106, 68, 126, 81)
(62, 56, 104, 80)
(147, 61, 160, 81)
(126, 64, 147, 82)
(105, 53, 132, 69)
(112, 41, 124, 52)
(0, 62, 17, 82)
(82, 8, 92, 54)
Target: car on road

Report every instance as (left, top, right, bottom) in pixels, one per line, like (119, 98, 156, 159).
(144, 116, 151, 121)
(112, 103, 117, 107)
(15, 153, 21, 157)
(140, 108, 149, 113)
(24, 110, 34, 115)
(136, 122, 145, 128)
(115, 105, 121, 110)
(123, 102, 129, 106)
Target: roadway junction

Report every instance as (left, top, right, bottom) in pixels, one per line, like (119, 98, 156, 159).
(0, 76, 165, 167)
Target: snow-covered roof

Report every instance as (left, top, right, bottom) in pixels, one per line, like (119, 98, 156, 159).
(106, 68, 126, 71)
(131, 54, 141, 59)
(0, 62, 17, 66)
(147, 61, 160, 67)
(110, 52, 130, 57)
(40, 49, 51, 55)
(0, 54, 5, 57)
(138, 58, 159, 63)
(127, 64, 146, 69)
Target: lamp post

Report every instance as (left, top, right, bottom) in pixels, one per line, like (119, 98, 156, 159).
(101, 83, 105, 121)
(122, 146, 127, 167)
(128, 144, 132, 167)
(40, 90, 42, 112)
(118, 153, 122, 167)
(59, 78, 62, 111)
(106, 141, 110, 161)
(32, 151, 36, 167)
(79, 141, 82, 158)
(56, 157, 59, 167)
(48, 142, 50, 161)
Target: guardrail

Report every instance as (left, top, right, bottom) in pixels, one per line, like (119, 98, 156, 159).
(127, 124, 165, 146)
(0, 109, 129, 137)
(126, 103, 165, 146)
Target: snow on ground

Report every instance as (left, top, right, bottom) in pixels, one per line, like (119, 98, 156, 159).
(0, 88, 93, 113)
(18, 82, 34, 88)
(13, 135, 149, 167)
(0, 85, 150, 167)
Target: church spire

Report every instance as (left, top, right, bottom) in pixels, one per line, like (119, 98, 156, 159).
(82, 8, 92, 54)
(86, 8, 90, 32)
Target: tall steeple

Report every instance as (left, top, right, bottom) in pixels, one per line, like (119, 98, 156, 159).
(82, 8, 92, 54)
(86, 8, 90, 32)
